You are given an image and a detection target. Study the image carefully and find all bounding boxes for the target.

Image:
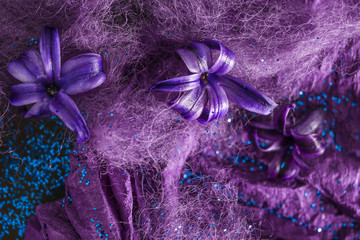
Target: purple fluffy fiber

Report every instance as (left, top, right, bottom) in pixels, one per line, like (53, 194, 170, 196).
(1, 0, 360, 239)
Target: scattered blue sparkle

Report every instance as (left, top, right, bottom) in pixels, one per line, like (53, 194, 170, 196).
(280, 162, 285, 169)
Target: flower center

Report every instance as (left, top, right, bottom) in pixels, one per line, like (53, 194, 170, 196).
(46, 84, 60, 97)
(200, 72, 209, 84)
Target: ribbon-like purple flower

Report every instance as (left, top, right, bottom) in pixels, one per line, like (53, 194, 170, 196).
(7, 26, 106, 143)
(250, 104, 325, 180)
(150, 40, 277, 123)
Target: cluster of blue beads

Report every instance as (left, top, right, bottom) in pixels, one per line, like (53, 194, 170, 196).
(0, 113, 71, 239)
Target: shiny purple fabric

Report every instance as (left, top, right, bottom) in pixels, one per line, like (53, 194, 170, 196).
(193, 152, 360, 239)
(24, 146, 360, 239)
(25, 153, 147, 240)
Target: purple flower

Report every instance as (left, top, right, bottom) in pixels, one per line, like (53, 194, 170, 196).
(150, 40, 277, 123)
(7, 26, 106, 143)
(250, 104, 325, 180)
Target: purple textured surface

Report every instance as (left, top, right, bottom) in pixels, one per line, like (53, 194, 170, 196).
(0, 0, 360, 239)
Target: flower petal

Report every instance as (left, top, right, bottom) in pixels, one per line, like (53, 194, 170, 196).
(291, 108, 323, 135)
(291, 129, 325, 159)
(203, 40, 235, 75)
(198, 77, 229, 123)
(268, 152, 282, 178)
(207, 81, 229, 120)
(268, 152, 299, 180)
(176, 42, 212, 73)
(219, 74, 277, 115)
(7, 50, 48, 84)
(257, 128, 284, 141)
(273, 104, 296, 136)
(280, 159, 299, 180)
(60, 53, 106, 95)
(248, 120, 275, 130)
(24, 97, 51, 118)
(292, 149, 311, 171)
(10, 84, 47, 106)
(170, 85, 207, 120)
(40, 26, 61, 84)
(248, 114, 274, 130)
(150, 74, 201, 92)
(49, 90, 90, 143)
(253, 128, 284, 152)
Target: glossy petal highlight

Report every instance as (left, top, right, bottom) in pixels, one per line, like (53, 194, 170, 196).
(281, 159, 299, 180)
(10, 84, 46, 106)
(207, 78, 229, 119)
(291, 129, 325, 159)
(220, 74, 278, 115)
(49, 90, 90, 143)
(253, 129, 284, 152)
(292, 149, 311, 171)
(60, 53, 106, 95)
(176, 43, 212, 73)
(7, 50, 48, 84)
(24, 98, 51, 118)
(40, 26, 61, 84)
(198, 79, 229, 123)
(292, 108, 323, 135)
(150, 74, 201, 92)
(268, 152, 282, 179)
(171, 85, 207, 120)
(273, 103, 296, 136)
(204, 40, 236, 75)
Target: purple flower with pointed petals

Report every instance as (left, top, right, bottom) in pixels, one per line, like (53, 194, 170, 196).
(250, 104, 325, 180)
(150, 40, 278, 123)
(7, 26, 106, 143)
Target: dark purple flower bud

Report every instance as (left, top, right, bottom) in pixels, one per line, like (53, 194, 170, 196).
(250, 104, 325, 180)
